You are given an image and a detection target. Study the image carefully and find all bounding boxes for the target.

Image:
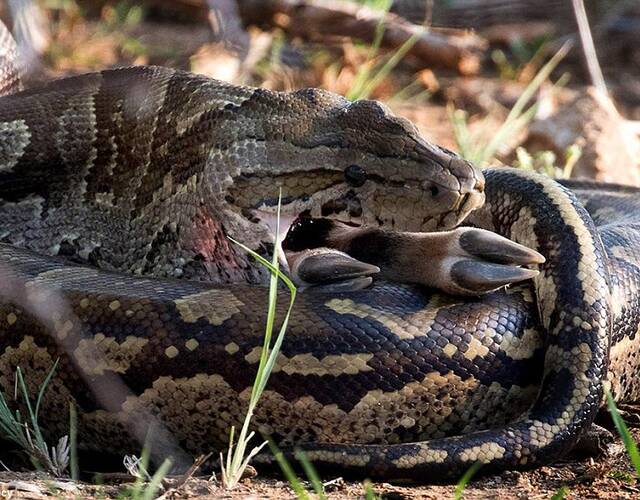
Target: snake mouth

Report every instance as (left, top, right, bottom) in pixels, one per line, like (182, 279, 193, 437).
(249, 191, 484, 237)
(454, 189, 486, 224)
(422, 189, 484, 231)
(244, 162, 485, 235)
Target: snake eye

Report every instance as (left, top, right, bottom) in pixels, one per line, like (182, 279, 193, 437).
(344, 164, 367, 187)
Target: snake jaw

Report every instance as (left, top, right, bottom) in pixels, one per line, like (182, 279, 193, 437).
(440, 185, 486, 230)
(433, 191, 485, 230)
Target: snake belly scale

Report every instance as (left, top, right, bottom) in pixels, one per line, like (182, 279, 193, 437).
(1, 22, 640, 480)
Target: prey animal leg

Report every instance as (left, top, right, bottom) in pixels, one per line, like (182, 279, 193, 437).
(283, 218, 544, 295)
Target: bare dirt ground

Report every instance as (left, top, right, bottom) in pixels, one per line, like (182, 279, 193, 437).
(2, 3, 640, 498)
(2, 429, 640, 499)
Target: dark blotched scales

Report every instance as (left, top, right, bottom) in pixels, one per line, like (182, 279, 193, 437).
(0, 21, 639, 480)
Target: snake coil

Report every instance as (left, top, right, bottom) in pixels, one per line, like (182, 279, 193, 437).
(0, 22, 639, 480)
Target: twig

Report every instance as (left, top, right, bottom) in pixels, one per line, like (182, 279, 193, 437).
(571, 0, 607, 97)
(169, 453, 212, 492)
(206, 0, 250, 57)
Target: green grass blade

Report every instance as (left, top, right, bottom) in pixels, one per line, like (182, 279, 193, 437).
(227, 242, 297, 292)
(453, 462, 481, 500)
(222, 199, 298, 488)
(359, 31, 419, 100)
(256, 191, 284, 391)
(605, 388, 640, 475)
(481, 42, 570, 164)
(295, 449, 326, 500)
(256, 287, 297, 397)
(268, 441, 310, 500)
(141, 458, 172, 500)
(35, 359, 59, 420)
(15, 368, 37, 431)
(0, 388, 27, 446)
(226, 238, 298, 399)
(69, 402, 79, 481)
(225, 195, 287, 476)
(551, 486, 569, 500)
(363, 480, 379, 500)
(16, 368, 48, 453)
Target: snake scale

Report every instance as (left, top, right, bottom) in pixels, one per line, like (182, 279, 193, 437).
(1, 22, 640, 480)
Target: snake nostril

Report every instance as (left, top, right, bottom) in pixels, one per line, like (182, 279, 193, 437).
(430, 185, 440, 198)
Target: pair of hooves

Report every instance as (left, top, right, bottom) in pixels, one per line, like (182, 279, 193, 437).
(286, 228, 545, 296)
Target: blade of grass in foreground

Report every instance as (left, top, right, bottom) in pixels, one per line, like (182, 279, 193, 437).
(221, 195, 297, 489)
(125, 443, 173, 500)
(453, 462, 481, 500)
(363, 479, 380, 500)
(268, 440, 310, 500)
(295, 449, 326, 499)
(69, 402, 79, 481)
(605, 388, 640, 475)
(0, 361, 71, 476)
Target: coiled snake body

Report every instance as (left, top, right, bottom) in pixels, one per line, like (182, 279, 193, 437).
(1, 24, 639, 480)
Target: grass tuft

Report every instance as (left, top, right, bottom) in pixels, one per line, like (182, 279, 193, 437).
(0, 361, 72, 477)
(363, 479, 380, 499)
(122, 445, 172, 500)
(513, 144, 582, 179)
(69, 402, 79, 481)
(221, 194, 297, 489)
(450, 42, 571, 167)
(345, 0, 418, 101)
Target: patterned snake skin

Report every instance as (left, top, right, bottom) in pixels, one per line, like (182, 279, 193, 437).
(1, 24, 639, 480)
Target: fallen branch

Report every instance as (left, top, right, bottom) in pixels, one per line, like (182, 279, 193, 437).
(238, 0, 486, 75)
(391, 0, 575, 29)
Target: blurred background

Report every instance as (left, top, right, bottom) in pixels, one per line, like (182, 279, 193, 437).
(2, 0, 639, 184)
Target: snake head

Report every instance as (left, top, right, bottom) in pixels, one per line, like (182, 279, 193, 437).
(330, 99, 485, 230)
(225, 88, 484, 233)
